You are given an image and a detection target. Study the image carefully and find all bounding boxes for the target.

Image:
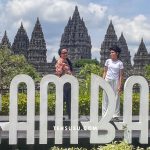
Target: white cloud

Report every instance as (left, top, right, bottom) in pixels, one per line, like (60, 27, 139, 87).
(109, 14, 150, 43)
(91, 47, 100, 61)
(88, 3, 107, 19)
(91, 46, 99, 52)
(6, 0, 35, 17)
(79, 3, 108, 27)
(42, 1, 76, 22)
(3, 0, 77, 23)
(0, 0, 108, 34)
(46, 45, 59, 62)
(46, 37, 60, 62)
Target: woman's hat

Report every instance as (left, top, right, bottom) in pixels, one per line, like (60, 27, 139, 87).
(109, 45, 121, 53)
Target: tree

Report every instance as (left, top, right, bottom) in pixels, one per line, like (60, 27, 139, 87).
(74, 59, 100, 68)
(78, 63, 103, 95)
(144, 65, 150, 81)
(0, 47, 40, 88)
(0, 47, 40, 109)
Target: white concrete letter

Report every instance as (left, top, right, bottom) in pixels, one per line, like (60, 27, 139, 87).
(81, 74, 116, 143)
(9, 74, 35, 144)
(123, 76, 149, 144)
(40, 74, 79, 144)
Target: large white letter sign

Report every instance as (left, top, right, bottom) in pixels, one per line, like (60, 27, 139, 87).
(9, 74, 35, 144)
(123, 76, 149, 144)
(40, 74, 79, 144)
(2, 74, 150, 145)
(81, 74, 116, 143)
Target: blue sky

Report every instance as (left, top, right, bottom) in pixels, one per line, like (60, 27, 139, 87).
(0, 0, 150, 63)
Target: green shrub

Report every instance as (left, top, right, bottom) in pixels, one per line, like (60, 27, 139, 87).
(1, 93, 31, 115)
(74, 59, 99, 68)
(49, 141, 150, 149)
(1, 94, 9, 115)
(96, 141, 132, 150)
(48, 93, 55, 115)
(1, 92, 150, 116)
(50, 147, 87, 150)
(1, 92, 56, 115)
(79, 94, 90, 115)
(120, 93, 150, 115)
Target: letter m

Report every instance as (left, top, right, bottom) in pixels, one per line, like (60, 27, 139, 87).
(39, 74, 79, 144)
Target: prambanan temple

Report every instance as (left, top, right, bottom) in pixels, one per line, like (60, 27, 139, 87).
(0, 6, 150, 79)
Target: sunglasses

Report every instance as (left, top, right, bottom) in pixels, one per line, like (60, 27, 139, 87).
(61, 52, 68, 54)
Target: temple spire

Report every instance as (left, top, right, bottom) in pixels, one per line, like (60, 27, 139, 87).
(133, 38, 150, 75)
(106, 20, 116, 35)
(118, 32, 128, 51)
(11, 22, 29, 58)
(21, 22, 23, 28)
(100, 20, 118, 66)
(137, 38, 148, 54)
(72, 6, 80, 20)
(28, 17, 47, 64)
(60, 6, 91, 62)
(119, 32, 125, 42)
(52, 56, 56, 63)
(36, 17, 40, 25)
(0, 30, 11, 49)
(118, 32, 132, 78)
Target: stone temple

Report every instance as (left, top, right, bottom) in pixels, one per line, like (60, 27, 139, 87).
(60, 6, 91, 63)
(100, 20, 150, 79)
(0, 6, 150, 78)
(100, 20, 133, 78)
(1, 18, 56, 75)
